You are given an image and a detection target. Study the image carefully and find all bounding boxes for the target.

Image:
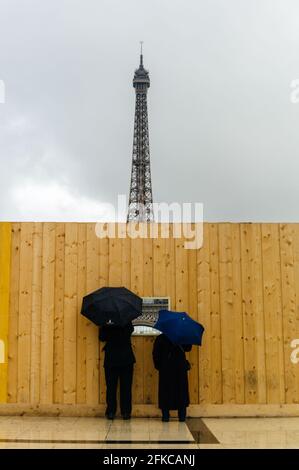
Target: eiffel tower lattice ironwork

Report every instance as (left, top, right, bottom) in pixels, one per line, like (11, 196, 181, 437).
(127, 44, 154, 222)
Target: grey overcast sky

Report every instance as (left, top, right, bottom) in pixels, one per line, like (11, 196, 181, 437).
(0, 0, 299, 222)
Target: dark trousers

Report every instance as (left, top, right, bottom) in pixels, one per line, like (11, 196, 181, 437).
(162, 407, 186, 421)
(104, 364, 134, 416)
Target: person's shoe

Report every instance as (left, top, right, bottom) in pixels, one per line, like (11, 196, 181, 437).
(178, 408, 186, 422)
(122, 414, 131, 420)
(162, 410, 170, 422)
(106, 413, 115, 420)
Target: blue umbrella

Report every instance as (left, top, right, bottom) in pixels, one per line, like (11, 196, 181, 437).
(154, 309, 204, 345)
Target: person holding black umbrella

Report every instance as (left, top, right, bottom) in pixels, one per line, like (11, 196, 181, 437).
(153, 333, 192, 422)
(99, 321, 135, 420)
(81, 287, 142, 420)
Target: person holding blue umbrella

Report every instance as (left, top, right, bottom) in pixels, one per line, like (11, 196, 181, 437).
(152, 310, 204, 422)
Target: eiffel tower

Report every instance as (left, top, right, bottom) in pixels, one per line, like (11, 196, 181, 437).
(127, 43, 154, 222)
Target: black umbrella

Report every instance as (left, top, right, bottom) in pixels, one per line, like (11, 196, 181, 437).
(81, 286, 142, 327)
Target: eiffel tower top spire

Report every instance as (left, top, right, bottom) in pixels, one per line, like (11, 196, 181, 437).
(127, 47, 154, 222)
(140, 40, 143, 64)
(133, 42, 150, 89)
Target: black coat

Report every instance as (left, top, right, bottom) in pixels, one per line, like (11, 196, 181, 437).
(153, 334, 192, 410)
(99, 322, 136, 368)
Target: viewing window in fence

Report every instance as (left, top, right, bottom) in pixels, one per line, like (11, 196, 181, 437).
(132, 297, 170, 336)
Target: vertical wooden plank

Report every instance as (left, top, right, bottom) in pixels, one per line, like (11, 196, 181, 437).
(241, 223, 258, 403)
(143, 235, 155, 404)
(99, 236, 109, 288)
(165, 224, 176, 310)
(30, 222, 42, 403)
(262, 224, 285, 403)
(17, 223, 33, 403)
(98, 234, 109, 404)
(0, 223, 12, 403)
(175, 233, 189, 313)
(121, 235, 131, 290)
(292, 224, 299, 401)
(143, 231, 153, 297)
(153, 232, 166, 300)
(209, 223, 222, 403)
(252, 224, 267, 403)
(63, 223, 78, 404)
(197, 223, 211, 404)
(105, 235, 122, 407)
(188, 226, 199, 404)
(175, 231, 201, 404)
(40, 223, 55, 404)
(109, 237, 122, 286)
(241, 224, 266, 403)
(121, 231, 132, 410)
(241, 224, 258, 403)
(7, 223, 21, 403)
(53, 223, 65, 404)
(121, 233, 133, 407)
(77, 224, 87, 404)
(280, 224, 299, 403)
(231, 224, 245, 403)
(218, 223, 244, 404)
(131, 234, 144, 404)
(218, 223, 235, 403)
(86, 224, 100, 405)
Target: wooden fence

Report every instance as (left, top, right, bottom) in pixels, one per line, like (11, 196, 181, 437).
(1, 222, 299, 414)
